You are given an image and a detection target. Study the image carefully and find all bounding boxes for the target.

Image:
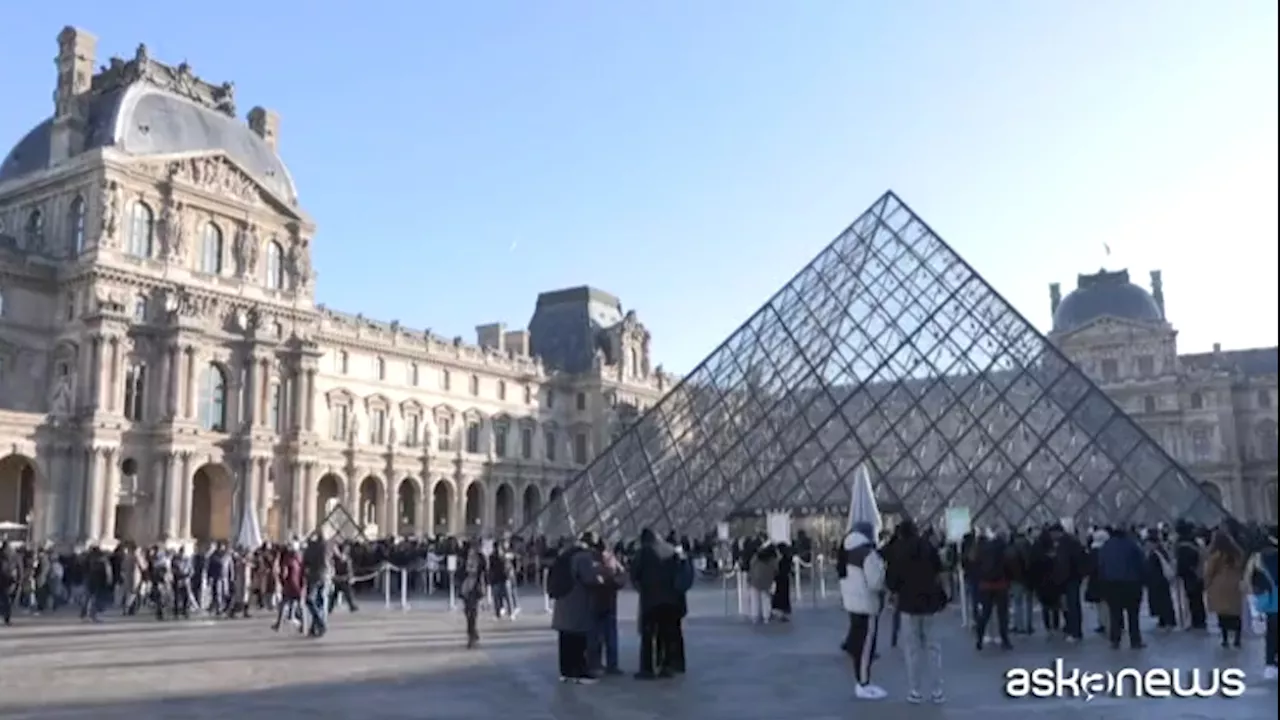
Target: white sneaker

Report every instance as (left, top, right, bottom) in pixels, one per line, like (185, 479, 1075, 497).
(855, 684, 887, 700)
(1263, 665, 1278, 681)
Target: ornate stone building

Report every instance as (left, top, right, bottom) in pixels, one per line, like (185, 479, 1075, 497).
(1049, 268, 1278, 522)
(0, 28, 671, 546)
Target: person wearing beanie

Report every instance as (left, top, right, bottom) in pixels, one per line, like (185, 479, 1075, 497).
(840, 520, 887, 700)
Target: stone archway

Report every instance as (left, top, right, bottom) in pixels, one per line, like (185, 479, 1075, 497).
(495, 483, 515, 530)
(549, 486, 564, 506)
(358, 476, 383, 534)
(190, 463, 234, 542)
(431, 479, 453, 536)
(522, 484, 542, 527)
(397, 478, 419, 533)
(315, 473, 344, 529)
(0, 454, 37, 540)
(464, 481, 484, 534)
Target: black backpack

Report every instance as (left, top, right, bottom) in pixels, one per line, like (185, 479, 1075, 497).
(546, 550, 576, 600)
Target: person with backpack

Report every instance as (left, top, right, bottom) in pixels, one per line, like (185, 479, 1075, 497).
(885, 519, 948, 704)
(549, 534, 601, 683)
(970, 531, 1013, 651)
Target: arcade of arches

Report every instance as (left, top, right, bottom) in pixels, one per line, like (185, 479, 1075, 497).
(311, 474, 559, 537)
(190, 463, 234, 542)
(0, 454, 37, 532)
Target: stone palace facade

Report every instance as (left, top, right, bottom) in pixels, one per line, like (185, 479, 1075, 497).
(0, 28, 671, 547)
(1048, 269, 1277, 523)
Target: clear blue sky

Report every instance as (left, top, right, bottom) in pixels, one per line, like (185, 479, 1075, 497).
(4, 3, 1276, 372)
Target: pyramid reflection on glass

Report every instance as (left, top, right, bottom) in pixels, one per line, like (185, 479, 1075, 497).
(529, 191, 1228, 540)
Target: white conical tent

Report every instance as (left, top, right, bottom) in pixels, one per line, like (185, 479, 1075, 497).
(846, 464, 881, 538)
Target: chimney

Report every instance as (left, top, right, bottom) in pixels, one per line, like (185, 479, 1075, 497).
(247, 106, 280, 152)
(504, 330, 531, 357)
(1149, 270, 1165, 318)
(1213, 342, 1221, 354)
(475, 323, 506, 352)
(50, 26, 96, 164)
(1049, 282, 1061, 316)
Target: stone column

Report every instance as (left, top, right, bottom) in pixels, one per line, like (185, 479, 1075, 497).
(453, 477, 467, 536)
(385, 470, 400, 536)
(161, 453, 180, 539)
(289, 370, 302, 431)
(288, 462, 303, 535)
(240, 355, 257, 429)
(301, 463, 316, 534)
(106, 339, 121, 413)
(346, 469, 360, 521)
(184, 348, 196, 420)
(165, 345, 179, 419)
(304, 369, 316, 432)
(178, 452, 193, 539)
(422, 478, 435, 536)
(82, 449, 102, 542)
(100, 448, 119, 543)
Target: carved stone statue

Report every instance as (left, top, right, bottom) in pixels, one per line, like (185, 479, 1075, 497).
(159, 201, 188, 261)
(234, 224, 261, 277)
(49, 374, 74, 417)
(285, 237, 312, 290)
(98, 180, 121, 247)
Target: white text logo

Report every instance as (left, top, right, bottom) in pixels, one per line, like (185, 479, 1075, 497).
(1005, 659, 1247, 701)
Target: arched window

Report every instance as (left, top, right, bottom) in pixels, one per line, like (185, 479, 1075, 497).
(630, 347, 639, 376)
(68, 197, 86, 255)
(264, 240, 285, 289)
(200, 223, 223, 274)
(409, 363, 419, 386)
(24, 209, 44, 249)
(197, 364, 228, 432)
(469, 375, 480, 396)
(375, 356, 386, 381)
(497, 380, 506, 401)
(338, 351, 349, 374)
(128, 201, 154, 258)
(124, 361, 146, 421)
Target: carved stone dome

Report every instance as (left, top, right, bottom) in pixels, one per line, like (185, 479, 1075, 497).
(1052, 269, 1163, 334)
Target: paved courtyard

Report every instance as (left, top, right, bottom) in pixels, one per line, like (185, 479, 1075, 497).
(0, 585, 1273, 719)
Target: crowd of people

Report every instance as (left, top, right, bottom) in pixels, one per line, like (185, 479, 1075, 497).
(1, 516, 1276, 705)
(831, 517, 1280, 702)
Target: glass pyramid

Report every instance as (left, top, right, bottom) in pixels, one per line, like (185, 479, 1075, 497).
(535, 191, 1228, 540)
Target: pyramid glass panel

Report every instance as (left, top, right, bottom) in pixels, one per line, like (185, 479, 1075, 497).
(531, 191, 1230, 540)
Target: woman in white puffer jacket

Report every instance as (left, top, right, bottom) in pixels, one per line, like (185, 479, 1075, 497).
(840, 521, 887, 700)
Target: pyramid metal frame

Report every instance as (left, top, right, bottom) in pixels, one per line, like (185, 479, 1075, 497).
(527, 191, 1229, 540)
(313, 503, 370, 543)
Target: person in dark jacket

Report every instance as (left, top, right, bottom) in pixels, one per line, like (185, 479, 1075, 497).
(1097, 527, 1146, 649)
(588, 543, 626, 675)
(273, 545, 306, 633)
(1142, 530, 1177, 630)
(885, 520, 948, 703)
(970, 533, 1012, 651)
(1174, 521, 1208, 630)
(456, 542, 488, 649)
(630, 528, 681, 679)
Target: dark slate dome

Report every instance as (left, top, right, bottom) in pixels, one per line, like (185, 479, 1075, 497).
(0, 51, 296, 204)
(1052, 269, 1163, 333)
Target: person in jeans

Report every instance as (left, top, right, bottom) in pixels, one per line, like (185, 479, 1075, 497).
(588, 544, 625, 675)
(885, 519, 948, 704)
(551, 534, 601, 683)
(487, 542, 516, 619)
(302, 532, 331, 638)
(272, 544, 306, 634)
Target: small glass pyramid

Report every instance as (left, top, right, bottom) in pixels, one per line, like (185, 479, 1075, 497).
(534, 191, 1228, 539)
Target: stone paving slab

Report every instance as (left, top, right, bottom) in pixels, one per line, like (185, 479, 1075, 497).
(0, 587, 1273, 719)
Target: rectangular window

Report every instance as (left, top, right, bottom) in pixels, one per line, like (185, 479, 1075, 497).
(573, 432, 588, 464)
(332, 405, 349, 441)
(437, 418, 452, 451)
(371, 409, 386, 445)
(576, 392, 586, 411)
(1136, 355, 1155, 378)
(495, 426, 508, 457)
(124, 363, 146, 421)
(520, 427, 533, 459)
(466, 422, 481, 453)
(1100, 358, 1119, 382)
(546, 390, 555, 409)
(544, 430, 557, 462)
(406, 414, 420, 446)
(1191, 428, 1212, 461)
